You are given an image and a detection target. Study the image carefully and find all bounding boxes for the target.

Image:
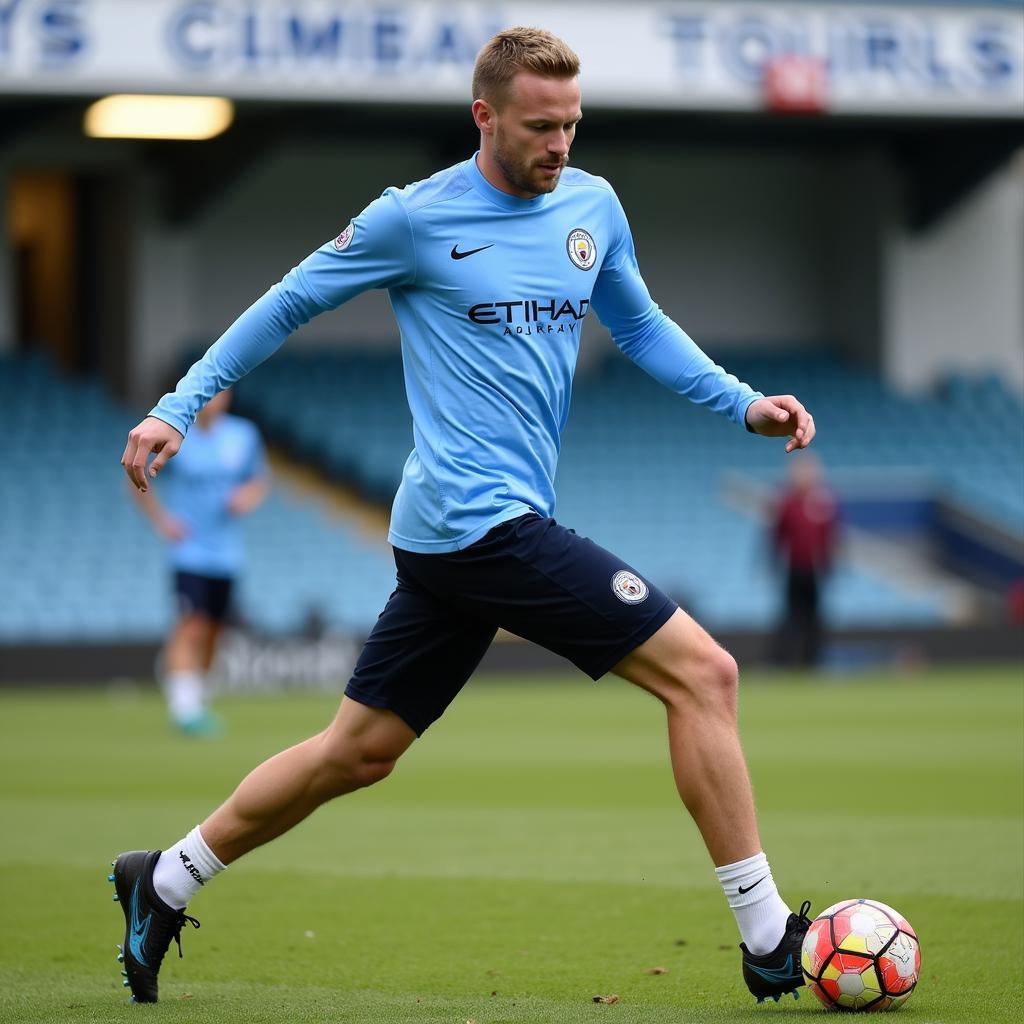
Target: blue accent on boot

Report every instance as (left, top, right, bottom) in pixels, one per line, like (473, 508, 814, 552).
(128, 879, 153, 967)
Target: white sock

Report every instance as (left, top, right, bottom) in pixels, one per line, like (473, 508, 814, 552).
(152, 826, 226, 909)
(164, 670, 205, 723)
(715, 851, 792, 955)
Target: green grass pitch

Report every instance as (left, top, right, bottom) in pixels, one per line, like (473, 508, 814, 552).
(0, 666, 1021, 1023)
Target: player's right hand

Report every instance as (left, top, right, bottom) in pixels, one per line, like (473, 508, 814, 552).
(122, 416, 184, 492)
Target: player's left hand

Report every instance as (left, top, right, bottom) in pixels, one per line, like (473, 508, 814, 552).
(745, 395, 815, 453)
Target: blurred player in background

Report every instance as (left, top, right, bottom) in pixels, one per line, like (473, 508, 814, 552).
(131, 389, 268, 735)
(114, 27, 817, 1009)
(770, 454, 839, 668)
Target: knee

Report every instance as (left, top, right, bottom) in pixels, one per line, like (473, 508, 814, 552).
(667, 641, 739, 715)
(174, 614, 211, 647)
(343, 752, 398, 791)
(701, 644, 739, 714)
(317, 731, 403, 795)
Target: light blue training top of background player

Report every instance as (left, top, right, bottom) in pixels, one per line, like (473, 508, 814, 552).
(160, 414, 266, 576)
(152, 154, 762, 554)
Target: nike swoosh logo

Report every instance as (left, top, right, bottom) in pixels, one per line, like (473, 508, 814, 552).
(451, 244, 494, 260)
(129, 878, 152, 967)
(748, 955, 799, 982)
(738, 876, 767, 894)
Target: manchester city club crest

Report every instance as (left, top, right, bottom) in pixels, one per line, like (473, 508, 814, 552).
(333, 222, 355, 251)
(611, 570, 649, 604)
(566, 227, 597, 271)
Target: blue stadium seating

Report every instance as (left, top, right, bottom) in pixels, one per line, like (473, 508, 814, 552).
(0, 352, 396, 643)
(233, 347, 1024, 538)
(1, 348, 1021, 644)
(231, 345, 1022, 631)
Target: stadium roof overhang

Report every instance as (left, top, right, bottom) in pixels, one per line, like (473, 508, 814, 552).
(2, 0, 1022, 227)
(5, 93, 1020, 232)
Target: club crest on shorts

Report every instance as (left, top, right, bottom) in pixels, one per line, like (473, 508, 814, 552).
(333, 222, 355, 251)
(566, 227, 597, 271)
(611, 569, 648, 604)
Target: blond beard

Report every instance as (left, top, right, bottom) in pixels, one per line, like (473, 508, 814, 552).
(493, 133, 562, 196)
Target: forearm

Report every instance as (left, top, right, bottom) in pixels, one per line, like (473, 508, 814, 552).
(130, 484, 170, 531)
(616, 311, 761, 427)
(231, 475, 269, 515)
(152, 269, 327, 435)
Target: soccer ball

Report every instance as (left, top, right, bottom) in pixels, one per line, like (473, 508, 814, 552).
(801, 899, 921, 1012)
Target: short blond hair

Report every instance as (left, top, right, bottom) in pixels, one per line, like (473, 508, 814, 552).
(472, 27, 580, 108)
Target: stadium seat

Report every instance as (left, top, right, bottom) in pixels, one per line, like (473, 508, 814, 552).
(2, 349, 1020, 642)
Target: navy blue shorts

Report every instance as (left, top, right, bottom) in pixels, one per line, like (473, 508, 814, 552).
(174, 570, 234, 623)
(345, 514, 677, 735)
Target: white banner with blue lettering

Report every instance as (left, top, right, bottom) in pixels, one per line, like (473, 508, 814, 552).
(1, 1, 1021, 116)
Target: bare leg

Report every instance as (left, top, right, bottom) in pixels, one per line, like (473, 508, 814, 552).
(200, 697, 416, 864)
(200, 620, 223, 673)
(165, 613, 212, 673)
(612, 608, 760, 867)
(161, 614, 218, 723)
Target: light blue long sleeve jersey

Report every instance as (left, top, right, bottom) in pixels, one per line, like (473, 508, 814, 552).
(153, 154, 762, 553)
(159, 414, 266, 576)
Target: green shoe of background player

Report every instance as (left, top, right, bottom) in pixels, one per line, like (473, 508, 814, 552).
(174, 709, 225, 738)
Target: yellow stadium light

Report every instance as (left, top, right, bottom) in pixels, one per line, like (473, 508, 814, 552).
(84, 95, 234, 140)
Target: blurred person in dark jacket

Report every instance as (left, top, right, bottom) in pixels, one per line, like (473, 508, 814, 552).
(771, 455, 839, 668)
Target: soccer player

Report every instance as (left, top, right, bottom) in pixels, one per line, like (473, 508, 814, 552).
(130, 388, 268, 735)
(114, 27, 816, 1007)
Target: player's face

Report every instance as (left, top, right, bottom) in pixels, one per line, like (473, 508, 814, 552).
(490, 73, 582, 198)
